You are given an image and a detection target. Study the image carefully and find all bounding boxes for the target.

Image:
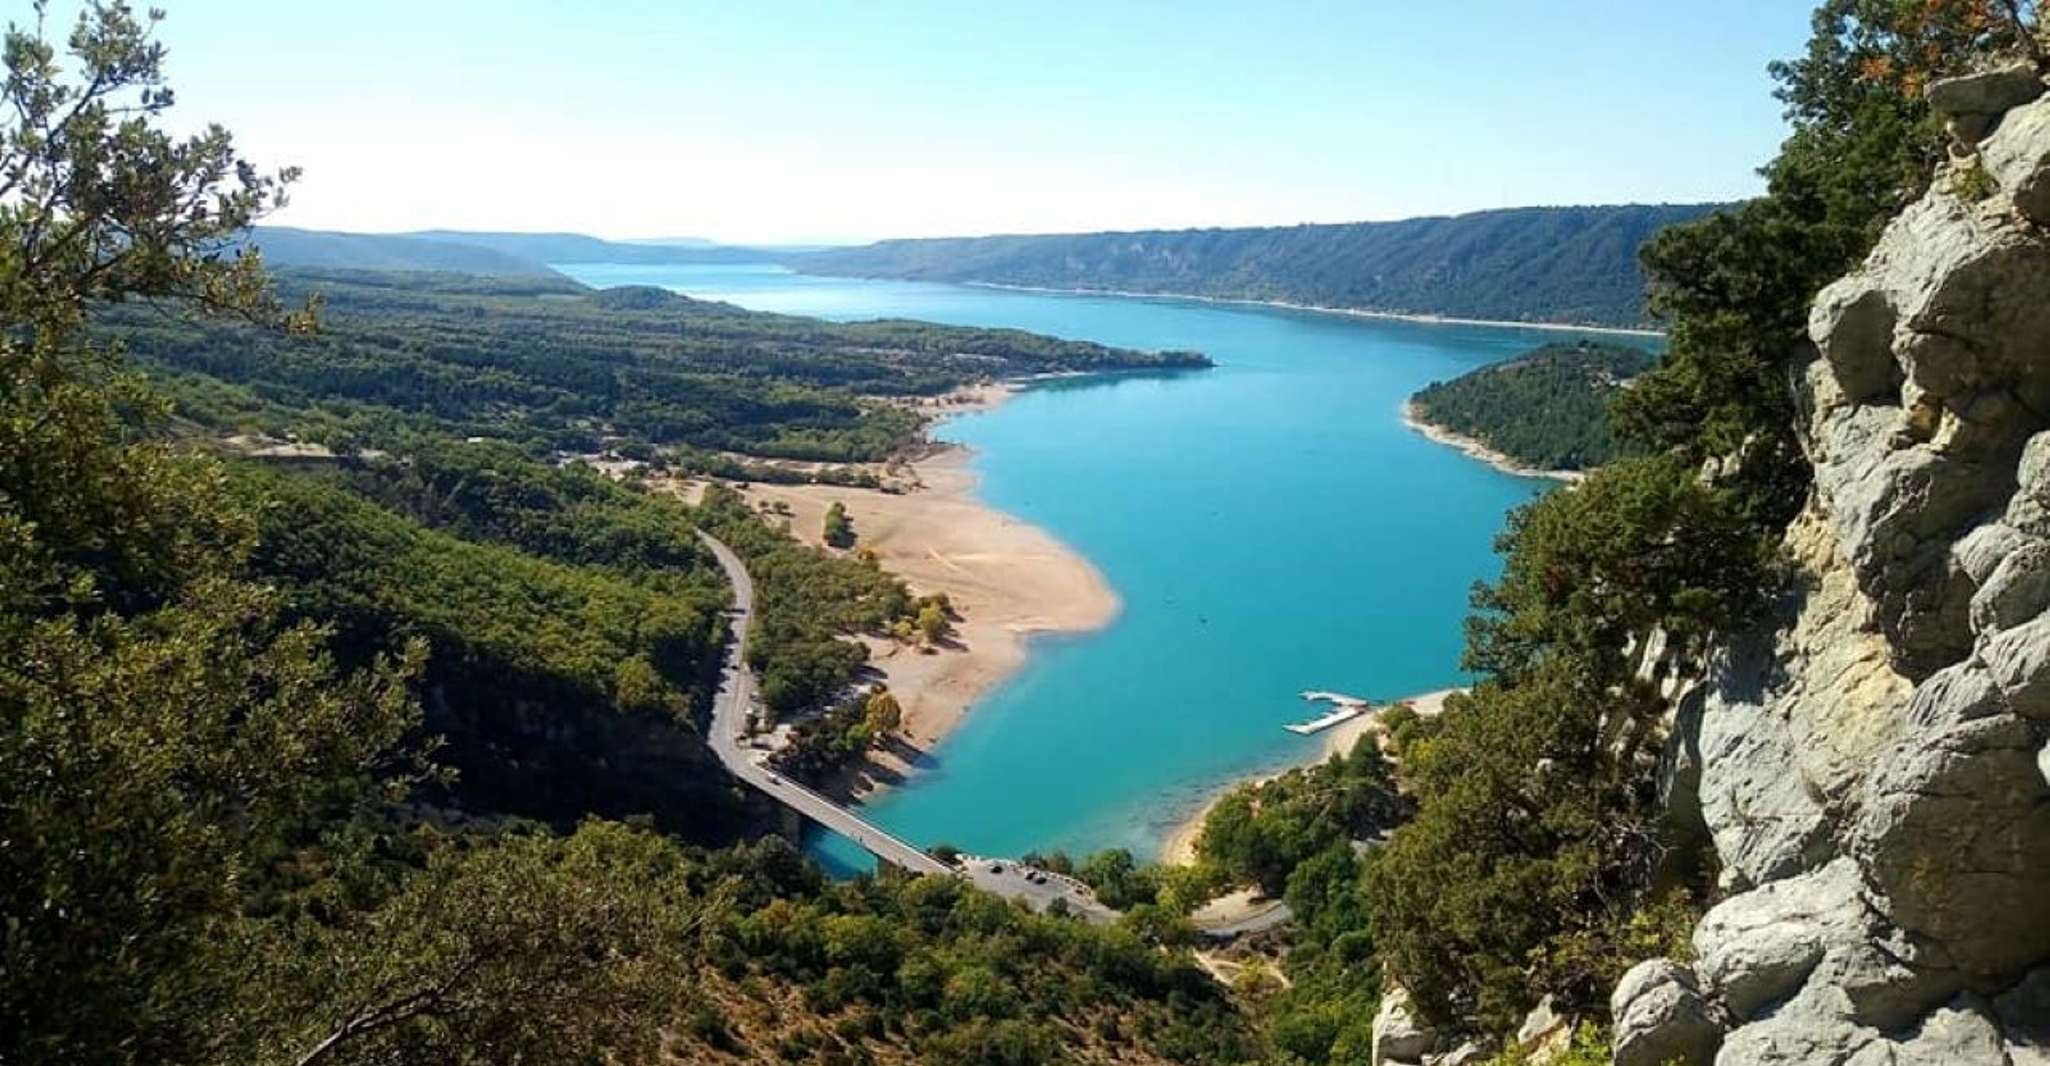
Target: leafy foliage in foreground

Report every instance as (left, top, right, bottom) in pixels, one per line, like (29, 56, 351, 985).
(0, 8, 700, 1060)
(231, 460, 754, 835)
(1363, 666, 1695, 1032)
(1409, 341, 1656, 471)
(1328, 0, 2042, 1043)
(1360, 455, 1769, 1031)
(1465, 456, 1778, 685)
(1617, 0, 2038, 524)
(693, 839, 1257, 1065)
(2, 11, 1257, 1065)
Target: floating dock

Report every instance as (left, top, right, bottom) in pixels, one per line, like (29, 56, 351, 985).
(1286, 691, 1372, 734)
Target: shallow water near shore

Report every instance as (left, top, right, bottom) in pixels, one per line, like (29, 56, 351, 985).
(560, 263, 1623, 871)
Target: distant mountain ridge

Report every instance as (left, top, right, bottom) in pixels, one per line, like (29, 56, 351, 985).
(239, 227, 783, 277)
(400, 230, 781, 265)
(794, 204, 1729, 327)
(233, 227, 559, 277)
(245, 204, 1727, 326)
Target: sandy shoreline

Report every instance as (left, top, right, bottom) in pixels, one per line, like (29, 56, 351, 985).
(730, 384, 1119, 799)
(952, 280, 1667, 338)
(687, 369, 1511, 817)
(1399, 399, 1585, 484)
(1156, 688, 1462, 866)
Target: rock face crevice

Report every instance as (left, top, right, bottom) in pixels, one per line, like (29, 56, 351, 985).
(1617, 66, 2050, 1066)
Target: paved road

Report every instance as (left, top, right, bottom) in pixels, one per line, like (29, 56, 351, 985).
(1194, 901, 1293, 939)
(696, 530, 950, 877)
(694, 528, 1289, 935)
(959, 856, 1121, 924)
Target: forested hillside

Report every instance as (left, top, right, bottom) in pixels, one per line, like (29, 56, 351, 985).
(127, 254, 1125, 817)
(229, 226, 566, 276)
(229, 448, 744, 835)
(1131, 3, 2047, 1062)
(798, 203, 1723, 327)
(0, 12, 1256, 1061)
(115, 269, 1205, 462)
(401, 228, 783, 265)
(1409, 341, 1656, 471)
(239, 226, 778, 275)
(13, 2, 2042, 1065)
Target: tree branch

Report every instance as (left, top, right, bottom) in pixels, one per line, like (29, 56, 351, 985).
(1998, 0, 2046, 68)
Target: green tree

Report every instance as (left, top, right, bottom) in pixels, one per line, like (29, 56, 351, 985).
(0, 6, 404, 1059)
(1348, 4, 2050, 1004)
(613, 653, 685, 716)
(250, 823, 719, 1066)
(823, 499, 854, 547)
(1, 9, 716, 1064)
(1077, 848, 1153, 909)
(1409, 341, 1655, 471)
(1619, 0, 2041, 520)
(864, 687, 904, 734)
(1465, 455, 1773, 689)
(917, 600, 951, 644)
(1195, 736, 1407, 897)
(1364, 666, 1655, 1032)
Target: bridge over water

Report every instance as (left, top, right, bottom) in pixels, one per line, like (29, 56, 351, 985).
(696, 531, 953, 875)
(696, 528, 1281, 935)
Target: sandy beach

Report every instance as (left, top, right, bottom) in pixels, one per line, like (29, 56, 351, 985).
(727, 389, 1119, 797)
(1157, 688, 1461, 866)
(1399, 399, 1585, 483)
(676, 379, 1487, 816)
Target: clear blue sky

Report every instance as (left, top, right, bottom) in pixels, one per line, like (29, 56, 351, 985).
(127, 1, 1815, 244)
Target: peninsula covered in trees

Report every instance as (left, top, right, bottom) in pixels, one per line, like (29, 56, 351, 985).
(114, 269, 1207, 463)
(1408, 340, 1657, 473)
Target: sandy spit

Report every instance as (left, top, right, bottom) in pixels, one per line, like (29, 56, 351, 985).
(726, 384, 1119, 799)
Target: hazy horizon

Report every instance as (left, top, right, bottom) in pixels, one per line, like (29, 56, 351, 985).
(116, 1, 1817, 244)
(257, 197, 1737, 251)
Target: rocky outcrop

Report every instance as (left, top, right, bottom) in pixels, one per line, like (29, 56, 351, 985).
(1612, 960, 1722, 1066)
(1426, 1043, 1487, 1066)
(1622, 68, 2050, 1065)
(1373, 986, 1440, 1066)
(1515, 996, 1573, 1061)
(1371, 985, 1591, 1065)
(1928, 60, 2046, 144)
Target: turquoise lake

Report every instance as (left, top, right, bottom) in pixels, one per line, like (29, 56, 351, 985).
(558, 263, 1621, 871)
